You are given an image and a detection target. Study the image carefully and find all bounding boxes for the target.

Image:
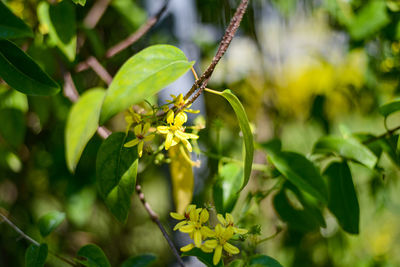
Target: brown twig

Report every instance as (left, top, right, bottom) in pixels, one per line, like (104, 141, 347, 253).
(363, 125, 400, 144)
(83, 0, 112, 29)
(180, 0, 249, 111)
(136, 185, 185, 267)
(86, 56, 113, 84)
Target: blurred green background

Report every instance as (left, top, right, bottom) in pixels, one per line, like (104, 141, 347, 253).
(2, 0, 400, 266)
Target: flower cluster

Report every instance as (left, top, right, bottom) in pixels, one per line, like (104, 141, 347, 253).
(170, 205, 248, 265)
(123, 94, 200, 157)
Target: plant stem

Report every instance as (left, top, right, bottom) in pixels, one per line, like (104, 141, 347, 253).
(363, 125, 400, 144)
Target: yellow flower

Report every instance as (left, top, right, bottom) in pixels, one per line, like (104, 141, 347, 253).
(217, 213, 248, 235)
(124, 107, 142, 132)
(167, 94, 200, 114)
(157, 110, 198, 152)
(177, 208, 214, 248)
(170, 204, 197, 231)
(124, 122, 155, 157)
(200, 224, 240, 265)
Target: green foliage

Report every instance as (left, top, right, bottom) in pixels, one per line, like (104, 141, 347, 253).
(120, 254, 157, 267)
(248, 255, 283, 267)
(0, 87, 28, 112)
(65, 88, 106, 172)
(25, 244, 48, 267)
(213, 163, 243, 214)
(100, 45, 194, 124)
(182, 248, 224, 267)
(324, 161, 359, 234)
(0, 108, 25, 149)
(0, 39, 59, 95)
(71, 0, 86, 6)
(0, 1, 33, 39)
(379, 99, 400, 117)
(37, 211, 66, 237)
(96, 132, 138, 222)
(37, 0, 77, 61)
(77, 244, 111, 267)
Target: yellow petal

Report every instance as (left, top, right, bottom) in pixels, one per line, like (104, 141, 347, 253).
(173, 220, 188, 231)
(179, 224, 195, 233)
(138, 141, 144, 157)
(203, 239, 218, 249)
(165, 132, 174, 150)
(157, 126, 169, 134)
(174, 130, 188, 140)
(233, 227, 248, 235)
(170, 212, 185, 220)
(217, 214, 226, 226)
(194, 230, 202, 247)
(171, 137, 179, 147)
(143, 122, 151, 133)
(143, 134, 155, 142)
(167, 110, 174, 124)
(186, 133, 199, 139)
(215, 224, 223, 235)
(223, 242, 240, 255)
(174, 112, 187, 126)
(124, 138, 140, 147)
(221, 227, 234, 241)
(200, 209, 209, 223)
(186, 204, 196, 213)
(134, 124, 142, 136)
(200, 245, 214, 253)
(180, 243, 194, 252)
(201, 226, 216, 238)
(189, 209, 199, 222)
(181, 138, 192, 152)
(226, 213, 234, 224)
(213, 245, 223, 265)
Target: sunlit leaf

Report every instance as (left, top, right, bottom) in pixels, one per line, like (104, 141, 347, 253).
(313, 136, 377, 169)
(182, 248, 224, 267)
(0, 108, 25, 149)
(37, 1, 76, 61)
(266, 150, 328, 204)
(249, 255, 283, 267)
(25, 244, 48, 267)
(96, 132, 138, 222)
(324, 161, 359, 234)
(120, 254, 157, 267)
(38, 211, 66, 237)
(65, 88, 105, 172)
(0, 39, 59, 95)
(228, 259, 244, 267)
(379, 99, 400, 117)
(0, 1, 33, 39)
(71, 0, 86, 6)
(0, 86, 28, 112)
(213, 163, 243, 214)
(77, 244, 111, 267)
(99, 45, 193, 124)
(169, 145, 194, 214)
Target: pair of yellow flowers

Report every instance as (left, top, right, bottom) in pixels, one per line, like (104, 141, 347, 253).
(170, 205, 248, 265)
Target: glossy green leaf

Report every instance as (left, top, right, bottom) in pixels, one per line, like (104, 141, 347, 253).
(96, 132, 138, 222)
(379, 99, 400, 117)
(324, 161, 359, 234)
(0, 86, 28, 112)
(71, 0, 86, 6)
(213, 163, 243, 214)
(38, 211, 66, 237)
(77, 244, 111, 267)
(182, 248, 224, 267)
(25, 244, 48, 267)
(65, 88, 105, 172)
(266, 150, 328, 204)
(100, 45, 194, 124)
(208, 89, 254, 191)
(228, 260, 244, 267)
(249, 255, 283, 267)
(37, 1, 76, 61)
(273, 184, 326, 232)
(0, 1, 33, 39)
(0, 108, 25, 149)
(0, 39, 59, 95)
(120, 254, 157, 267)
(313, 136, 377, 169)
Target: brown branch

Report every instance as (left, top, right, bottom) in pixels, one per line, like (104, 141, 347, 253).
(136, 185, 185, 267)
(180, 0, 249, 111)
(83, 0, 112, 29)
(63, 72, 79, 103)
(86, 56, 113, 84)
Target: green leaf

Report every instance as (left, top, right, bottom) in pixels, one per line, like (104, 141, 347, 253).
(266, 150, 328, 204)
(99, 45, 194, 124)
(77, 244, 111, 267)
(182, 248, 224, 267)
(120, 254, 157, 267)
(38, 211, 66, 237)
(0, 86, 28, 112)
(228, 259, 244, 267)
(213, 163, 243, 214)
(71, 0, 86, 6)
(25, 244, 48, 267)
(208, 89, 254, 191)
(324, 161, 359, 234)
(0, 108, 25, 149)
(37, 1, 76, 61)
(379, 99, 400, 117)
(0, 1, 33, 39)
(111, 0, 146, 30)
(249, 255, 283, 267)
(313, 136, 378, 169)
(348, 0, 390, 41)
(65, 88, 105, 172)
(0, 39, 60, 95)
(273, 184, 325, 232)
(96, 132, 138, 222)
